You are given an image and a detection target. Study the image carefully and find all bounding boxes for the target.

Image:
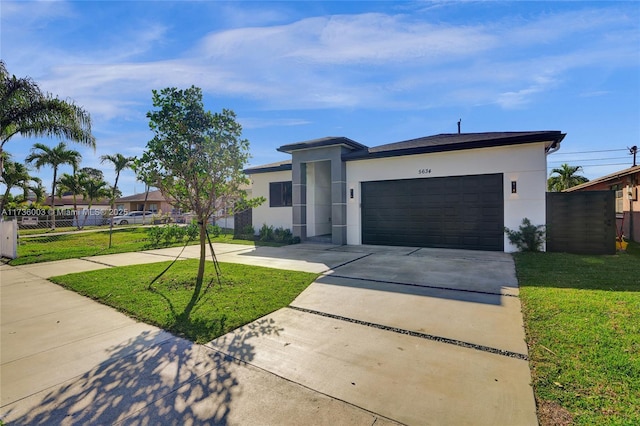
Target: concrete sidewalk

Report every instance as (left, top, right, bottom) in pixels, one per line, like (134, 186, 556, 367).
(1, 243, 537, 425)
(1, 246, 398, 425)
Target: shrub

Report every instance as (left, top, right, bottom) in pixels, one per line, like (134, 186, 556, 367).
(162, 224, 182, 245)
(256, 225, 297, 244)
(146, 223, 200, 248)
(504, 218, 545, 252)
(259, 223, 274, 241)
(273, 227, 293, 243)
(146, 226, 164, 247)
(185, 223, 199, 240)
(207, 224, 221, 237)
(233, 224, 255, 241)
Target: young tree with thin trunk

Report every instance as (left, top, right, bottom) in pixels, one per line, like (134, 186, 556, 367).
(0, 60, 95, 175)
(140, 86, 263, 318)
(25, 142, 81, 229)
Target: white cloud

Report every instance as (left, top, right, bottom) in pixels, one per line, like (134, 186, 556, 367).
(4, 4, 639, 118)
(240, 118, 312, 130)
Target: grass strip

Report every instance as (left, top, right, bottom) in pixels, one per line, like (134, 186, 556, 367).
(49, 259, 318, 344)
(515, 244, 639, 425)
(10, 228, 269, 266)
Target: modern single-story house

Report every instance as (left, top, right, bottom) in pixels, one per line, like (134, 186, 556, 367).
(244, 131, 565, 252)
(564, 165, 639, 242)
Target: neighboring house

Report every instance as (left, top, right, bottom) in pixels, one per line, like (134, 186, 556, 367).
(564, 165, 640, 242)
(8, 193, 111, 227)
(115, 190, 175, 215)
(54, 194, 111, 211)
(245, 131, 566, 252)
(115, 189, 235, 229)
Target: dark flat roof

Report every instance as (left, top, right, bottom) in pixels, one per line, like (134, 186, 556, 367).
(343, 131, 566, 161)
(244, 160, 292, 174)
(277, 136, 368, 154)
(247, 131, 566, 173)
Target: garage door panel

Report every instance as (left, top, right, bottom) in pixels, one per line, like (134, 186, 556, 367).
(361, 174, 504, 251)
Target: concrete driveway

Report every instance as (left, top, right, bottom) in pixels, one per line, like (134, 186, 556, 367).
(208, 244, 537, 425)
(1, 243, 536, 425)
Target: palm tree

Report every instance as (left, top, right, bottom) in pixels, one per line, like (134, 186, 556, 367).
(27, 177, 46, 205)
(0, 60, 95, 174)
(101, 153, 135, 246)
(26, 142, 82, 229)
(100, 153, 134, 204)
(57, 172, 84, 229)
(132, 157, 157, 225)
(1, 157, 33, 213)
(79, 174, 110, 229)
(547, 164, 590, 192)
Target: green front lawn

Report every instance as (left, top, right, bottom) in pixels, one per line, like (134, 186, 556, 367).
(515, 244, 640, 425)
(49, 259, 318, 343)
(10, 228, 265, 266)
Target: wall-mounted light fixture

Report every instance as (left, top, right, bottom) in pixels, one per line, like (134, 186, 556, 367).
(350, 188, 354, 199)
(511, 181, 517, 194)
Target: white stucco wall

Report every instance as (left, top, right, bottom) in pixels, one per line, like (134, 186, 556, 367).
(345, 143, 549, 252)
(249, 170, 293, 232)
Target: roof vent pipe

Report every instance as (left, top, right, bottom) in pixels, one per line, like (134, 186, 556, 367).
(457, 119, 461, 134)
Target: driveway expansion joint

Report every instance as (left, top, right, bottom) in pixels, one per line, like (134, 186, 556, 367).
(287, 306, 528, 361)
(319, 252, 373, 274)
(78, 257, 117, 267)
(325, 274, 519, 298)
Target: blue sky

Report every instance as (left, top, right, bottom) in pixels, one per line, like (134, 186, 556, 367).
(2, 1, 639, 197)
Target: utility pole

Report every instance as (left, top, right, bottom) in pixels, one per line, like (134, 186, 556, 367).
(629, 146, 638, 242)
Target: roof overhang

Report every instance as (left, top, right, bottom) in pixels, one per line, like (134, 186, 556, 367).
(277, 136, 368, 154)
(244, 160, 292, 175)
(343, 131, 566, 161)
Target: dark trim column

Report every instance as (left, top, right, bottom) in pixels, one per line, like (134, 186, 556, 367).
(292, 160, 307, 240)
(331, 156, 347, 245)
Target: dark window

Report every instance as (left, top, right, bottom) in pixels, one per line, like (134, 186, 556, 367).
(270, 181, 292, 207)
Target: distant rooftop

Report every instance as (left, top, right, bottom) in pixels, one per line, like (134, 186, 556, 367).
(564, 165, 640, 192)
(116, 189, 167, 202)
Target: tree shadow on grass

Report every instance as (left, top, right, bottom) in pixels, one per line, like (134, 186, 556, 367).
(147, 271, 223, 342)
(4, 317, 283, 425)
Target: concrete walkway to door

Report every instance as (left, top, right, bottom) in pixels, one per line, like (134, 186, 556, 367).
(1, 243, 537, 425)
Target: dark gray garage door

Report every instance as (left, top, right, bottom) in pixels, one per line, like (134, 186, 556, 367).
(361, 173, 504, 251)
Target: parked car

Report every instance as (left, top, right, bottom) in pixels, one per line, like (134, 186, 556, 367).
(112, 211, 154, 225)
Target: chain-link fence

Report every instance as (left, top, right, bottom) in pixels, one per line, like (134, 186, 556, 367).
(1, 209, 236, 265)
